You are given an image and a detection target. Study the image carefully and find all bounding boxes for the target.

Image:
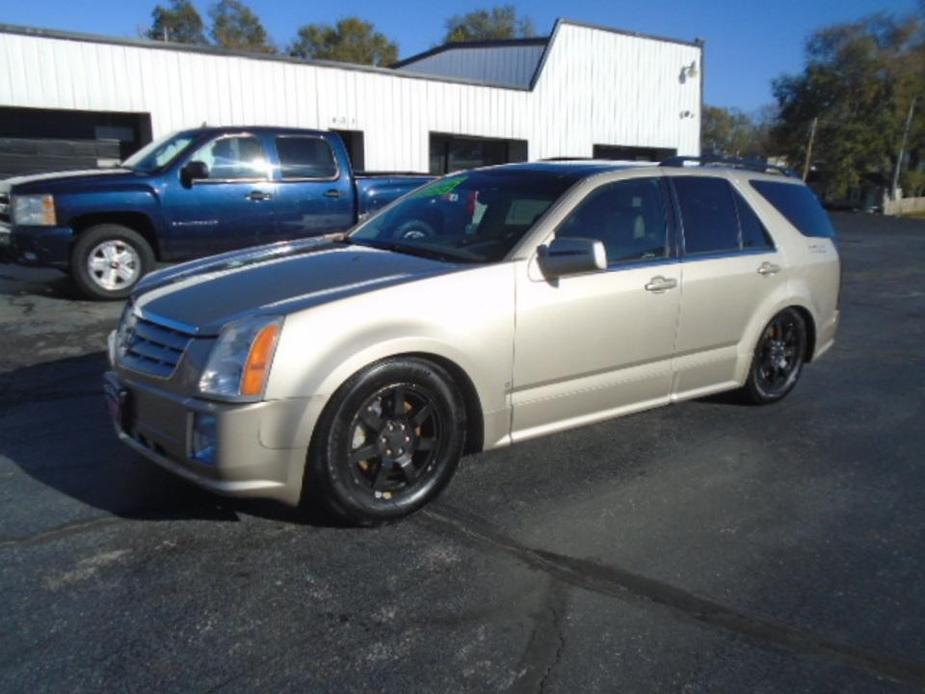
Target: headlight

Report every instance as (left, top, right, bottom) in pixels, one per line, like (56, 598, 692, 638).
(198, 316, 283, 401)
(12, 194, 56, 226)
(115, 303, 137, 361)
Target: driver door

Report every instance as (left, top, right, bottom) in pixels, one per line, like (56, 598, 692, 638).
(166, 133, 277, 258)
(511, 175, 681, 440)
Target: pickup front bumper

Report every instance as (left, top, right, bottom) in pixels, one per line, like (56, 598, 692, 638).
(0, 224, 73, 268)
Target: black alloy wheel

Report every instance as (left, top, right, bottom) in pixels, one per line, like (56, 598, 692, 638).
(305, 358, 466, 524)
(347, 384, 441, 499)
(744, 308, 808, 404)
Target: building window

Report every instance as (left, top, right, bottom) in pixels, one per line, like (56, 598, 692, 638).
(593, 144, 677, 162)
(331, 129, 365, 171)
(429, 133, 528, 174)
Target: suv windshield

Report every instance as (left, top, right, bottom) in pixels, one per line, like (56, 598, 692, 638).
(123, 131, 197, 173)
(348, 170, 576, 263)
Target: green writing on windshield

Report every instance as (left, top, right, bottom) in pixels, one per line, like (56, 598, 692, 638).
(411, 176, 468, 199)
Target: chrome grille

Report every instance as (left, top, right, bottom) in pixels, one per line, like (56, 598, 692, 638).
(0, 194, 9, 224)
(119, 313, 193, 378)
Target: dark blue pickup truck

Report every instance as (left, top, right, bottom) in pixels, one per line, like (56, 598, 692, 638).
(0, 126, 432, 299)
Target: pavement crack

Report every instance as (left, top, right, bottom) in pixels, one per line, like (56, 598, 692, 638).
(423, 504, 925, 690)
(510, 579, 568, 694)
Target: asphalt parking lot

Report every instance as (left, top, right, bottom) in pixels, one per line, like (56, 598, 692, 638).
(1, 212, 924, 692)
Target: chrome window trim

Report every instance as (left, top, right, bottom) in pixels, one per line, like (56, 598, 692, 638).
(679, 247, 778, 263)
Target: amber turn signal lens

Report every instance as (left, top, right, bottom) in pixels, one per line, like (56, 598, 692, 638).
(241, 323, 280, 397)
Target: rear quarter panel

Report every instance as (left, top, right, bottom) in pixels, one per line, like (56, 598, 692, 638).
(732, 176, 841, 367)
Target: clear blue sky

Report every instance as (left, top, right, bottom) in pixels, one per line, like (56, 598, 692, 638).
(0, 0, 915, 111)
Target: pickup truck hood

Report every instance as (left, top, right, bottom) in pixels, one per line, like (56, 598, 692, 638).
(133, 238, 463, 336)
(0, 168, 137, 194)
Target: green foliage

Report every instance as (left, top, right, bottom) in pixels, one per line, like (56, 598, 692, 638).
(702, 105, 772, 158)
(146, 0, 207, 44)
(289, 17, 398, 66)
(209, 0, 275, 54)
(901, 168, 925, 197)
(771, 11, 924, 199)
(443, 5, 535, 43)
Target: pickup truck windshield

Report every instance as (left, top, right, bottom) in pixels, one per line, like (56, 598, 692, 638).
(123, 132, 197, 173)
(349, 170, 575, 263)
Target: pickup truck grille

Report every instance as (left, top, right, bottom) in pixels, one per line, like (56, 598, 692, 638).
(120, 314, 193, 378)
(0, 194, 9, 224)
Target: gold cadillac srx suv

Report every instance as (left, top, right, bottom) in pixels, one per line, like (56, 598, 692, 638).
(104, 160, 840, 524)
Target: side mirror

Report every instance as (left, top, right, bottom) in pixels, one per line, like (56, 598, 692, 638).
(181, 160, 209, 186)
(538, 237, 607, 277)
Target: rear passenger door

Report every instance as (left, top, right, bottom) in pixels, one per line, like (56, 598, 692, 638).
(670, 175, 785, 397)
(266, 134, 354, 244)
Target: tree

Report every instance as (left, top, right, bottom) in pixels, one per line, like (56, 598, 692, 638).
(146, 0, 207, 44)
(771, 12, 924, 199)
(443, 5, 535, 43)
(702, 105, 768, 158)
(289, 17, 398, 66)
(209, 0, 275, 53)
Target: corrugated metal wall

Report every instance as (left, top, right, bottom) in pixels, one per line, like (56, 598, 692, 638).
(396, 44, 546, 88)
(0, 21, 702, 171)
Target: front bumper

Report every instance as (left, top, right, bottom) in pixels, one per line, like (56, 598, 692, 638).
(0, 223, 73, 268)
(103, 369, 324, 506)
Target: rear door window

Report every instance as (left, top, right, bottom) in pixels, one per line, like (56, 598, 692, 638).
(673, 177, 740, 255)
(750, 180, 836, 238)
(276, 137, 338, 179)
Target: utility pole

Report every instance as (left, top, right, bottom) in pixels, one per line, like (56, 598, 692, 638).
(802, 116, 818, 181)
(891, 97, 917, 201)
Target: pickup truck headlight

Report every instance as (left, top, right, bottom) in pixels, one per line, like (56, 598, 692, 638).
(198, 316, 283, 401)
(12, 194, 56, 226)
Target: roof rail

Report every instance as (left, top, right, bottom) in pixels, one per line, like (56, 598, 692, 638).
(659, 155, 798, 178)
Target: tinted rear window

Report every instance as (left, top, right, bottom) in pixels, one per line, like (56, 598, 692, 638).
(276, 137, 337, 179)
(750, 180, 836, 238)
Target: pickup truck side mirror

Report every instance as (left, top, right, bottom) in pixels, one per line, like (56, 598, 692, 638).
(538, 237, 608, 277)
(181, 160, 210, 187)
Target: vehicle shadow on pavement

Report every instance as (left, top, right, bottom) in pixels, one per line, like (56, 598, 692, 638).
(0, 352, 343, 528)
(0, 268, 83, 301)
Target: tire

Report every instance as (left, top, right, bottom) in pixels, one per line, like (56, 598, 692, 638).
(742, 308, 808, 405)
(70, 224, 155, 300)
(304, 357, 466, 525)
(394, 219, 437, 241)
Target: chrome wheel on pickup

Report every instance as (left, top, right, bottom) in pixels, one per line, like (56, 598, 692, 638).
(71, 224, 155, 300)
(87, 240, 141, 292)
(306, 357, 466, 525)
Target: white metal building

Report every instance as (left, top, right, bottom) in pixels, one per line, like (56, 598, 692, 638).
(0, 19, 703, 176)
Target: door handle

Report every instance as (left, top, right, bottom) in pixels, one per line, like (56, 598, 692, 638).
(757, 261, 781, 276)
(644, 276, 678, 292)
(323, 189, 341, 198)
(247, 191, 272, 202)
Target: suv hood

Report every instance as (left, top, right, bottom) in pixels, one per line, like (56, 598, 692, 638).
(1, 168, 138, 194)
(132, 238, 464, 336)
